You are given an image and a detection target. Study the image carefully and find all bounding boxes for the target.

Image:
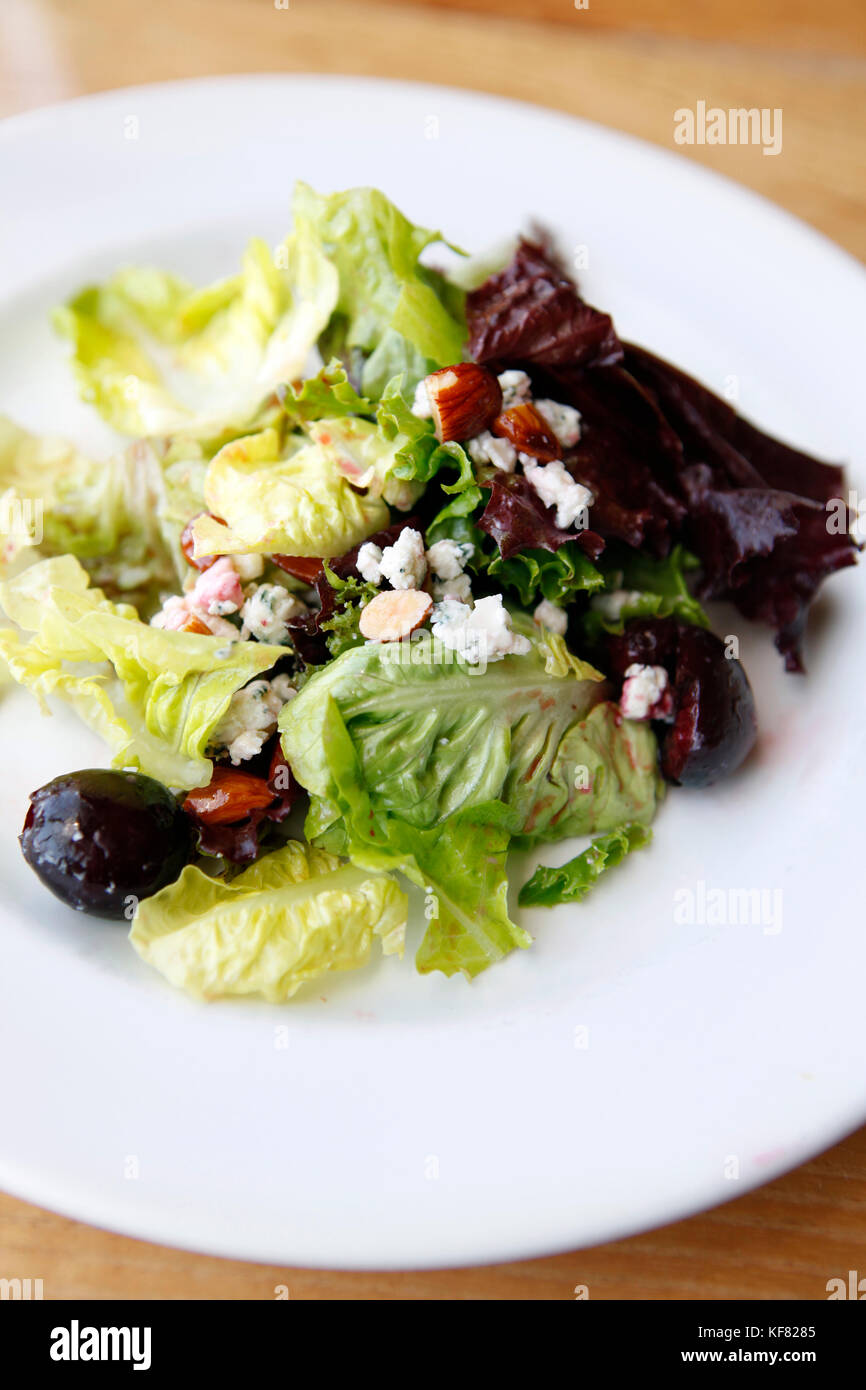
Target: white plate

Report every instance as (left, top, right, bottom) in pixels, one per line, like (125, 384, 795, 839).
(0, 75, 863, 1270)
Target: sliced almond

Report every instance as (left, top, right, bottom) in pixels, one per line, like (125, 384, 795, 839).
(178, 613, 212, 634)
(359, 588, 433, 643)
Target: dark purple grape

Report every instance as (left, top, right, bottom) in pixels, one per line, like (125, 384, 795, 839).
(20, 770, 193, 919)
(606, 618, 757, 787)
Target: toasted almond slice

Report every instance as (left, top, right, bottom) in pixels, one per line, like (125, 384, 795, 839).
(359, 588, 433, 643)
(178, 613, 212, 634)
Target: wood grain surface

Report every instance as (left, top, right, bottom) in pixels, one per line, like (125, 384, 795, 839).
(2, 1126, 865, 1299)
(0, 0, 863, 1300)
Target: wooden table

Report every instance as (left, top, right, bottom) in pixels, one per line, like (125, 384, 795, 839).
(0, 0, 863, 1299)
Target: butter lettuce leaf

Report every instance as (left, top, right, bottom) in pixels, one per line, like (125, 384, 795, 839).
(280, 626, 656, 845)
(279, 627, 661, 977)
(294, 696, 529, 979)
(519, 822, 653, 908)
(189, 424, 389, 559)
(279, 359, 372, 423)
(279, 367, 428, 510)
(0, 417, 178, 603)
(130, 839, 407, 1002)
(293, 182, 466, 398)
(0, 556, 289, 788)
(54, 231, 338, 438)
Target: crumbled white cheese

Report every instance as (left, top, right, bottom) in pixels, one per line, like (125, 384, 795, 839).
(620, 663, 670, 721)
(232, 552, 266, 582)
(427, 537, 473, 602)
(379, 528, 427, 590)
(497, 369, 532, 408)
(240, 583, 307, 644)
(411, 379, 433, 418)
(270, 673, 297, 704)
(468, 431, 517, 473)
(211, 678, 290, 764)
(533, 598, 568, 636)
(431, 594, 531, 665)
(524, 460, 594, 530)
(433, 573, 472, 603)
(534, 398, 582, 448)
(222, 730, 266, 764)
(589, 588, 645, 620)
(356, 541, 384, 585)
(426, 538, 472, 581)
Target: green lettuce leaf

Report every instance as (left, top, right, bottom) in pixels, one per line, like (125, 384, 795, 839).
(0, 416, 178, 603)
(376, 375, 482, 524)
(279, 367, 435, 511)
(318, 566, 379, 657)
(279, 627, 622, 839)
(54, 230, 338, 438)
(296, 696, 529, 979)
(584, 544, 710, 639)
(292, 182, 466, 399)
(0, 556, 289, 788)
(488, 542, 605, 607)
(188, 423, 390, 559)
(130, 839, 407, 1002)
(518, 822, 653, 907)
(411, 815, 528, 978)
(422, 511, 487, 565)
(303, 414, 425, 512)
(279, 359, 371, 423)
(279, 626, 661, 977)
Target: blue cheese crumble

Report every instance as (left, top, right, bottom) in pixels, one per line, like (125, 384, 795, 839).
(379, 528, 427, 590)
(356, 541, 383, 584)
(210, 676, 296, 765)
(534, 398, 582, 448)
(467, 430, 517, 473)
(533, 598, 568, 635)
(524, 460, 594, 530)
(497, 369, 532, 408)
(240, 583, 307, 645)
(431, 594, 531, 664)
(589, 588, 645, 621)
(427, 537, 474, 603)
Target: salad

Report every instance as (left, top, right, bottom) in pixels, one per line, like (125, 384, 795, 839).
(1, 183, 858, 1001)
